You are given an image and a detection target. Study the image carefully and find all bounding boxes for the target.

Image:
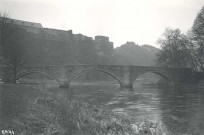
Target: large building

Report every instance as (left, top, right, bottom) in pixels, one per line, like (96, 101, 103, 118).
(95, 35, 114, 56)
(0, 17, 115, 65)
(6, 18, 43, 28)
(0, 17, 43, 34)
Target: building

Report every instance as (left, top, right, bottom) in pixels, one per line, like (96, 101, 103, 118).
(74, 33, 93, 41)
(0, 17, 43, 33)
(0, 17, 115, 65)
(95, 36, 109, 42)
(94, 35, 114, 56)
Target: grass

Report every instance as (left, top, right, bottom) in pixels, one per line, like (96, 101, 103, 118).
(0, 84, 198, 135)
(7, 88, 135, 135)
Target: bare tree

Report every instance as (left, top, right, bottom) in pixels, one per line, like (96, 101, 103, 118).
(0, 11, 26, 83)
(192, 6, 204, 71)
(157, 28, 199, 70)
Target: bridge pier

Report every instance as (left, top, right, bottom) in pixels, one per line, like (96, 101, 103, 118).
(59, 82, 70, 89)
(121, 83, 133, 88)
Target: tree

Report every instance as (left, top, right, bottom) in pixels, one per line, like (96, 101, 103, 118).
(0, 12, 26, 83)
(192, 6, 204, 71)
(157, 28, 195, 69)
(0, 12, 11, 54)
(75, 37, 98, 64)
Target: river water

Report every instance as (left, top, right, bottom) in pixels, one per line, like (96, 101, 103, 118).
(3, 76, 204, 134)
(55, 80, 204, 134)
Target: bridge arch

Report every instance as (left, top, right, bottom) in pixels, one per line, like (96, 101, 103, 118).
(132, 70, 173, 84)
(68, 68, 123, 87)
(16, 70, 60, 84)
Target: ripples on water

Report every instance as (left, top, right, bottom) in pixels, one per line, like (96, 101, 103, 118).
(2, 77, 204, 134)
(64, 81, 204, 134)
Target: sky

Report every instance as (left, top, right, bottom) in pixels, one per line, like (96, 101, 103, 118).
(0, 0, 204, 48)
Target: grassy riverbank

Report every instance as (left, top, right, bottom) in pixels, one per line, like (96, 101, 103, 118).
(0, 84, 158, 134)
(0, 84, 198, 135)
(0, 85, 132, 134)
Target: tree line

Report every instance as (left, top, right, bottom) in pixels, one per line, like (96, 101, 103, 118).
(157, 6, 204, 71)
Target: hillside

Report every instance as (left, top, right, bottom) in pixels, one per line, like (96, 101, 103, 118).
(114, 42, 159, 66)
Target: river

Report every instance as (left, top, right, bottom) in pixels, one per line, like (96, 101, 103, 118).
(1, 78, 204, 134)
(49, 80, 204, 134)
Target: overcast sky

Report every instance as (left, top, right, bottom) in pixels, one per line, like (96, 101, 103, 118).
(0, 0, 203, 48)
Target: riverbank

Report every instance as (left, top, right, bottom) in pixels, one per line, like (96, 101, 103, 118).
(1, 84, 202, 134)
(0, 84, 163, 135)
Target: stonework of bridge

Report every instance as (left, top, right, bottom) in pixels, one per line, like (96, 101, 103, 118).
(12, 65, 192, 88)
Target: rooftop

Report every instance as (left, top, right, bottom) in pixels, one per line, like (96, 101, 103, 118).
(0, 17, 43, 28)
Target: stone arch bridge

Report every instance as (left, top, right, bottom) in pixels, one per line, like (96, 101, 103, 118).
(12, 65, 192, 88)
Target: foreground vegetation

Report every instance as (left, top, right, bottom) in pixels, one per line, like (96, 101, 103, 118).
(1, 84, 201, 135)
(0, 84, 159, 135)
